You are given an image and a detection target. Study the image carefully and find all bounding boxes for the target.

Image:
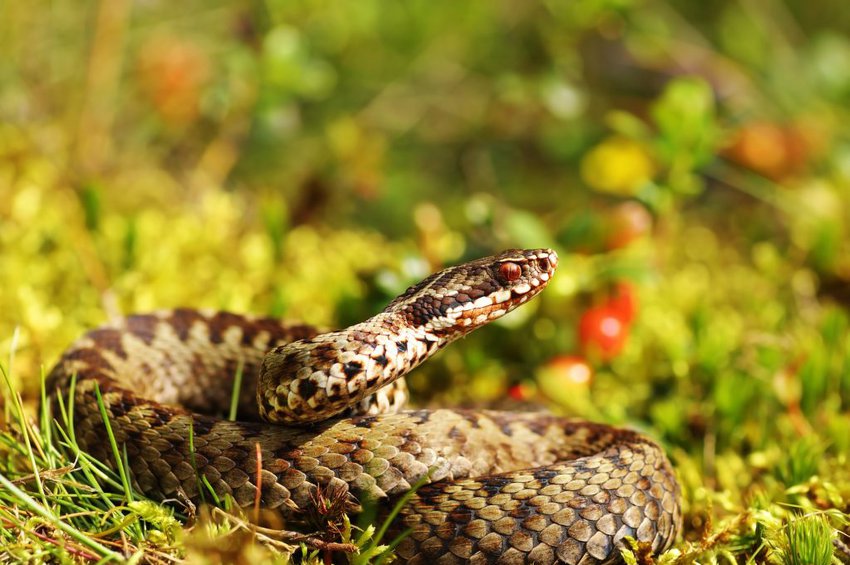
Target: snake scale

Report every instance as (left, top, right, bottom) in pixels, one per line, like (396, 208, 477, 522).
(47, 248, 681, 564)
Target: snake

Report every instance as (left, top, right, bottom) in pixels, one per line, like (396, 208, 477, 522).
(47, 248, 681, 564)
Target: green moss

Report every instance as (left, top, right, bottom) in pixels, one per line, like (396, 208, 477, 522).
(777, 515, 835, 565)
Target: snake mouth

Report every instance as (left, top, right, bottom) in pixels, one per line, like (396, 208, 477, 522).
(508, 277, 549, 300)
(507, 279, 546, 303)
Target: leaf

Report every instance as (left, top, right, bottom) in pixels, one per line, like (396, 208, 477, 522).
(651, 76, 720, 180)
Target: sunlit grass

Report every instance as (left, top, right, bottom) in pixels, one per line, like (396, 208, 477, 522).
(778, 514, 834, 565)
(0, 362, 155, 561)
(0, 346, 413, 563)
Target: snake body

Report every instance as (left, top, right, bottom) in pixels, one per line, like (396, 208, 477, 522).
(48, 248, 681, 564)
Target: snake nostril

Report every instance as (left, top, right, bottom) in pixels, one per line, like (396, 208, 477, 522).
(537, 258, 550, 271)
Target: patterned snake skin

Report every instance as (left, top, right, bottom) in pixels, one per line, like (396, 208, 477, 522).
(47, 249, 681, 564)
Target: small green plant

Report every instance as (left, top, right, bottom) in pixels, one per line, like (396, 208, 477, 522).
(775, 514, 834, 565)
(0, 362, 159, 561)
(775, 437, 824, 487)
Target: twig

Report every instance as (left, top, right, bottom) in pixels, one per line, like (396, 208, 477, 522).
(210, 507, 358, 554)
(254, 442, 262, 525)
(10, 464, 77, 486)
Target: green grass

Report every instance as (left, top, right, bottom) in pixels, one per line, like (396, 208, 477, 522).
(777, 514, 835, 565)
(0, 353, 408, 564)
(1, 365, 147, 561)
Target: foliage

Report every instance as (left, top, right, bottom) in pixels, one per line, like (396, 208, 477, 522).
(775, 514, 834, 565)
(3, 0, 850, 562)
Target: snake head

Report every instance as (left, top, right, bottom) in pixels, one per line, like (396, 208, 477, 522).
(389, 248, 558, 333)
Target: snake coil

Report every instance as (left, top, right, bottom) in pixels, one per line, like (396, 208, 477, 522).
(48, 248, 681, 564)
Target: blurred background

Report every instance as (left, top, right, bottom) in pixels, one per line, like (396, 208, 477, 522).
(3, 0, 850, 556)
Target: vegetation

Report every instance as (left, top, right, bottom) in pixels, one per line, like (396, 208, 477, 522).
(2, 0, 850, 562)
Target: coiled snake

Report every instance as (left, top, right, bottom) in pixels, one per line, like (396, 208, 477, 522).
(48, 248, 681, 564)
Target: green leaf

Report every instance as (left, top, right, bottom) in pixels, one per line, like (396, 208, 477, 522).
(651, 76, 720, 187)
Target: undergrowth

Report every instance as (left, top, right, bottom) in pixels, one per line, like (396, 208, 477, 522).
(0, 356, 408, 564)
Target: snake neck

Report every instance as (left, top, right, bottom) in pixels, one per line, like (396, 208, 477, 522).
(257, 310, 459, 425)
(257, 248, 558, 425)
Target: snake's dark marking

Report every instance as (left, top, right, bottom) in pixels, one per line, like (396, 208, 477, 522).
(48, 248, 681, 564)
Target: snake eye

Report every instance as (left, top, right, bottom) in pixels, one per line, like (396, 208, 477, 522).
(499, 262, 522, 282)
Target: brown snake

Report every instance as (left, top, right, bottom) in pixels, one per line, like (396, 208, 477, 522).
(47, 248, 681, 564)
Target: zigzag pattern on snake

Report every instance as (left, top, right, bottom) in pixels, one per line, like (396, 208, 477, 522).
(47, 248, 681, 564)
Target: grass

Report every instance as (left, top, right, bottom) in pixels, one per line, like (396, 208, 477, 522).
(0, 345, 415, 564)
(777, 514, 835, 565)
(1, 369, 148, 561)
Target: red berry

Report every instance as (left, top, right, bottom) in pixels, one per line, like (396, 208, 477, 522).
(579, 305, 629, 360)
(507, 384, 526, 401)
(607, 282, 638, 324)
